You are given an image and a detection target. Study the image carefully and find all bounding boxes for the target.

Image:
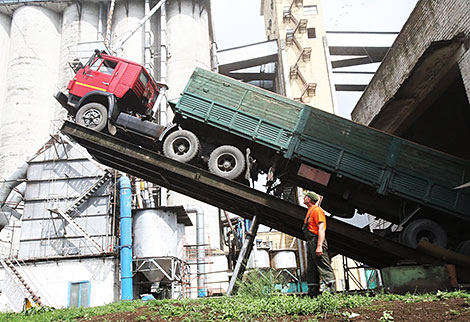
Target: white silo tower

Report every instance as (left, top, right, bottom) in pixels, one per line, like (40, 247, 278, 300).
(0, 6, 61, 178)
(111, 1, 145, 64)
(164, 1, 219, 249)
(0, 13, 10, 130)
(58, 2, 103, 88)
(165, 0, 211, 100)
(56, 2, 104, 126)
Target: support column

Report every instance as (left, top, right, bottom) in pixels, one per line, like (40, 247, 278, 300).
(226, 216, 259, 296)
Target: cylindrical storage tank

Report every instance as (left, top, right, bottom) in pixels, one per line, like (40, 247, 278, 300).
(55, 3, 102, 128)
(248, 247, 270, 269)
(176, 222, 185, 258)
(207, 253, 229, 294)
(0, 6, 60, 178)
(271, 249, 297, 270)
(133, 209, 178, 283)
(0, 13, 11, 127)
(166, 0, 211, 101)
(111, 0, 144, 63)
(133, 209, 178, 258)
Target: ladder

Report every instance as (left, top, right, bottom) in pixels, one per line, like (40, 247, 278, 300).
(0, 258, 42, 307)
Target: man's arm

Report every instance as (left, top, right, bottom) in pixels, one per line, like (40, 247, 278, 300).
(316, 222, 325, 256)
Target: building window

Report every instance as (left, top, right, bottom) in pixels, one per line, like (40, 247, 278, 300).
(307, 28, 316, 39)
(68, 281, 91, 308)
(304, 5, 318, 15)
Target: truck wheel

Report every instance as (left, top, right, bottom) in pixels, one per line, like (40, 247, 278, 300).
(400, 219, 448, 248)
(76, 102, 107, 132)
(208, 145, 245, 180)
(163, 130, 201, 163)
(456, 240, 470, 256)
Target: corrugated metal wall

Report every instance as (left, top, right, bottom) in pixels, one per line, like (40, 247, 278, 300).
(18, 137, 113, 259)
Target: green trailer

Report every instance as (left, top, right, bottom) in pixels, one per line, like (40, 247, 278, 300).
(168, 68, 470, 252)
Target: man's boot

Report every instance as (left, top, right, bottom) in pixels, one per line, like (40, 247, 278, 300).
(307, 283, 320, 298)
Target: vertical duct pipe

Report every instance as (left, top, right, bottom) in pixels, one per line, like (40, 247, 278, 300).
(144, 0, 152, 74)
(119, 175, 133, 300)
(159, 1, 168, 206)
(104, 0, 115, 48)
(184, 205, 205, 297)
(98, 2, 104, 40)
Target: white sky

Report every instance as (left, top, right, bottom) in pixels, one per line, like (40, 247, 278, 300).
(211, 0, 419, 118)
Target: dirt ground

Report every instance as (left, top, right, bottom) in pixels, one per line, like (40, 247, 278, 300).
(82, 297, 470, 321)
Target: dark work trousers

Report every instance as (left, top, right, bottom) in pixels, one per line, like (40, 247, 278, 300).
(303, 225, 336, 296)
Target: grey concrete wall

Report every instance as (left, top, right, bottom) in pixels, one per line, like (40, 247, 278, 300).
(352, 0, 470, 125)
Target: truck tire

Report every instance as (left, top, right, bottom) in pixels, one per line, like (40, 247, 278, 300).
(163, 130, 201, 163)
(456, 240, 470, 256)
(76, 102, 107, 132)
(208, 145, 245, 180)
(401, 219, 448, 248)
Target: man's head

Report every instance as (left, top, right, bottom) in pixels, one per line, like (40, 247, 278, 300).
(303, 191, 319, 205)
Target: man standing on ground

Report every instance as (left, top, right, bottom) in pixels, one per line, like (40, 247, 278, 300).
(302, 191, 336, 297)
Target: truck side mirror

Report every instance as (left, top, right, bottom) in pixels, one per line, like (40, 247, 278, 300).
(69, 59, 84, 74)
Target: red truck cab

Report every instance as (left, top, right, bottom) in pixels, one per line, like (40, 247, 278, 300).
(56, 51, 164, 138)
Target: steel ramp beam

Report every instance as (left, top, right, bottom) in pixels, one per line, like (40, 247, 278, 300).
(60, 122, 441, 269)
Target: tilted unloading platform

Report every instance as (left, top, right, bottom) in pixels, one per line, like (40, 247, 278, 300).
(60, 121, 440, 269)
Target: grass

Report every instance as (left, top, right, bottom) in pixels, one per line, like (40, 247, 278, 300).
(1, 270, 469, 322)
(0, 290, 468, 322)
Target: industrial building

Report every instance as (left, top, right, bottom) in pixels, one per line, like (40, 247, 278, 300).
(0, 0, 468, 313)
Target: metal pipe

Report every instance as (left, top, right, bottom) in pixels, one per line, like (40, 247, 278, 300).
(0, 163, 28, 229)
(1, 183, 25, 218)
(104, 0, 115, 48)
(297, 238, 305, 276)
(0, 163, 27, 206)
(98, 2, 103, 40)
(144, 0, 153, 74)
(184, 205, 206, 297)
(119, 175, 133, 300)
(159, 0, 168, 206)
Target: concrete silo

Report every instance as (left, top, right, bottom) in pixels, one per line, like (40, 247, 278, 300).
(111, 0, 145, 64)
(0, 6, 60, 178)
(163, 0, 221, 252)
(0, 13, 10, 129)
(56, 2, 104, 127)
(166, 0, 211, 100)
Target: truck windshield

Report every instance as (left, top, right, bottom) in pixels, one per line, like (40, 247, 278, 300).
(89, 57, 102, 71)
(88, 58, 117, 75)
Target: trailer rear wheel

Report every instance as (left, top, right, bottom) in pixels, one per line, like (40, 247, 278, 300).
(208, 145, 245, 180)
(163, 130, 200, 163)
(76, 102, 107, 132)
(400, 219, 447, 248)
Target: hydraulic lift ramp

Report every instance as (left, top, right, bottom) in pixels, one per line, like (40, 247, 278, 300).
(61, 121, 440, 269)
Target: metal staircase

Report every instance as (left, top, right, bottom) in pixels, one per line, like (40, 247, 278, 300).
(47, 169, 112, 255)
(49, 208, 104, 253)
(63, 169, 113, 218)
(283, 0, 317, 102)
(0, 258, 42, 308)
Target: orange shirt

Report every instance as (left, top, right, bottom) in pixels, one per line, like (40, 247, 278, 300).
(304, 205, 326, 235)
